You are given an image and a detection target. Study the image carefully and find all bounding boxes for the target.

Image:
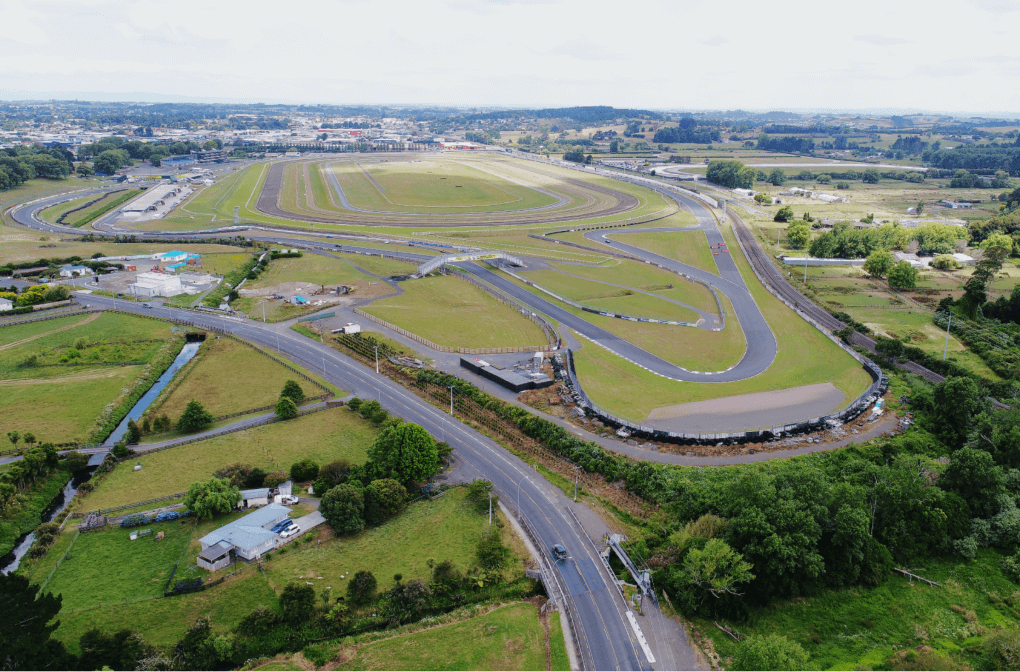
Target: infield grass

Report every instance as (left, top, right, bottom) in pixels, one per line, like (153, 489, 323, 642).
(549, 260, 718, 313)
(363, 275, 547, 348)
(615, 229, 720, 274)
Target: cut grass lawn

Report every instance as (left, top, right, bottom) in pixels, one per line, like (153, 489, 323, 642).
(264, 489, 523, 599)
(64, 189, 141, 228)
(37, 192, 102, 224)
(83, 407, 379, 510)
(614, 229, 720, 275)
(572, 217, 873, 420)
(699, 548, 1020, 671)
(363, 275, 547, 348)
(146, 336, 332, 421)
(336, 602, 561, 671)
(343, 254, 419, 277)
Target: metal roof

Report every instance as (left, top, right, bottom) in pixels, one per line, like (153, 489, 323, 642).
(198, 540, 232, 562)
(198, 503, 289, 552)
(240, 488, 270, 499)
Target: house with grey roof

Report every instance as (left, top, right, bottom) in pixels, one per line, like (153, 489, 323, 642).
(238, 487, 270, 508)
(196, 503, 290, 571)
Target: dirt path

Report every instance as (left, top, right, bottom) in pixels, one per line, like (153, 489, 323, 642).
(0, 312, 100, 351)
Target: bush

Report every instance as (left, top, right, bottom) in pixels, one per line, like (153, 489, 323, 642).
(732, 634, 809, 671)
(176, 400, 214, 433)
(347, 397, 363, 411)
(213, 463, 254, 487)
(985, 630, 1020, 670)
(932, 254, 962, 270)
(289, 459, 319, 483)
(280, 380, 304, 404)
(275, 397, 298, 420)
(263, 473, 288, 489)
(279, 582, 316, 624)
(774, 206, 794, 223)
(477, 526, 511, 570)
(112, 443, 130, 459)
(320, 484, 365, 535)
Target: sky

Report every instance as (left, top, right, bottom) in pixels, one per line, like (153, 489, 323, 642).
(0, 0, 1018, 115)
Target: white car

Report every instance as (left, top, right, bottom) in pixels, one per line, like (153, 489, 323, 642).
(279, 495, 299, 505)
(280, 525, 301, 539)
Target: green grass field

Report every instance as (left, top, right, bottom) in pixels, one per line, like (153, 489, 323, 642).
(363, 275, 547, 348)
(615, 230, 720, 274)
(548, 260, 718, 313)
(0, 312, 175, 443)
(37, 193, 102, 224)
(571, 217, 873, 421)
(247, 254, 376, 290)
(146, 336, 333, 421)
(343, 254, 419, 277)
(263, 489, 522, 597)
(337, 603, 562, 671)
(700, 549, 1019, 671)
(83, 407, 379, 510)
(64, 189, 141, 227)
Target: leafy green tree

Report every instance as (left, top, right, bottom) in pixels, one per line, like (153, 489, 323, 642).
(365, 478, 407, 524)
(863, 250, 895, 278)
(384, 579, 432, 625)
(320, 484, 365, 535)
(76, 163, 94, 177)
(932, 254, 961, 270)
(279, 582, 316, 624)
(6, 430, 19, 449)
(932, 376, 982, 449)
(126, 418, 141, 444)
(176, 399, 214, 433)
(367, 422, 439, 484)
(280, 380, 304, 403)
(786, 223, 810, 249)
(773, 206, 794, 223)
(887, 260, 919, 289)
(940, 448, 1004, 518)
(477, 526, 511, 569)
(862, 169, 880, 184)
(983, 233, 1014, 262)
(347, 570, 378, 605)
(0, 573, 72, 670)
(184, 478, 240, 519)
(707, 160, 755, 188)
(732, 634, 810, 671)
(290, 458, 319, 482)
(275, 396, 298, 419)
(684, 538, 755, 600)
(767, 168, 786, 186)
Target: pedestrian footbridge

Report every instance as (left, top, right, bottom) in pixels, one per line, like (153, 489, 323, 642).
(417, 251, 524, 275)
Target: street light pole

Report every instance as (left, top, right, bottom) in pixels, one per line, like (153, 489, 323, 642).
(943, 312, 953, 361)
(374, 345, 379, 373)
(449, 385, 455, 415)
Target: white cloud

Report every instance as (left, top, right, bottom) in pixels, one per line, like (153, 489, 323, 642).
(0, 0, 1016, 113)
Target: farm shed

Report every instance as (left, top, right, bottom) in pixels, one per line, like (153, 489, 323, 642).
(239, 487, 270, 508)
(197, 503, 290, 567)
(197, 541, 233, 572)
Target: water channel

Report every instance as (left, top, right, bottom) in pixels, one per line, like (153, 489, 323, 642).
(1, 339, 203, 574)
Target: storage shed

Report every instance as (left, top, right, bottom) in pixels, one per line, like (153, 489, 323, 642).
(238, 487, 270, 508)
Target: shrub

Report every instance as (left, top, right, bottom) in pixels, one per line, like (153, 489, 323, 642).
(279, 582, 316, 624)
(280, 380, 304, 404)
(477, 526, 511, 570)
(347, 397, 363, 411)
(932, 254, 962, 270)
(773, 206, 795, 223)
(985, 630, 1020, 670)
(275, 397, 298, 420)
(112, 443, 130, 459)
(212, 463, 253, 487)
(732, 634, 809, 671)
(263, 473, 288, 489)
(176, 400, 214, 433)
(320, 484, 364, 535)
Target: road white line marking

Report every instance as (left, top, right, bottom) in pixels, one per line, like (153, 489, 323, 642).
(626, 610, 656, 663)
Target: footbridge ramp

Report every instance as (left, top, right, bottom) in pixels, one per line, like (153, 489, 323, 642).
(417, 251, 523, 276)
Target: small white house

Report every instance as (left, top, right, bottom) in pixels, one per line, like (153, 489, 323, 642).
(197, 503, 291, 570)
(0, 297, 13, 312)
(59, 265, 89, 277)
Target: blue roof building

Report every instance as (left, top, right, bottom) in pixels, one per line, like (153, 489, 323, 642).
(197, 503, 290, 570)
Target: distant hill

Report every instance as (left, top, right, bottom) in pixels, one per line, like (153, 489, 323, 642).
(463, 106, 663, 123)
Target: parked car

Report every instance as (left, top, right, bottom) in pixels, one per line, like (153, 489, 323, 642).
(280, 525, 301, 539)
(141, 302, 152, 308)
(271, 519, 294, 533)
(279, 494, 299, 505)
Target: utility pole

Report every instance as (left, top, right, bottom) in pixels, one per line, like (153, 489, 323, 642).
(488, 492, 492, 525)
(374, 345, 379, 373)
(804, 258, 808, 285)
(276, 333, 280, 354)
(449, 385, 455, 415)
(262, 302, 266, 323)
(943, 312, 953, 360)
(573, 466, 580, 502)
(322, 357, 326, 380)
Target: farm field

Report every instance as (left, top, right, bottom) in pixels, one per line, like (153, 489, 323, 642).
(571, 217, 873, 421)
(363, 275, 548, 348)
(0, 312, 175, 443)
(615, 229, 720, 275)
(336, 603, 565, 671)
(83, 407, 379, 510)
(700, 549, 1018, 671)
(145, 336, 332, 421)
(263, 489, 524, 598)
